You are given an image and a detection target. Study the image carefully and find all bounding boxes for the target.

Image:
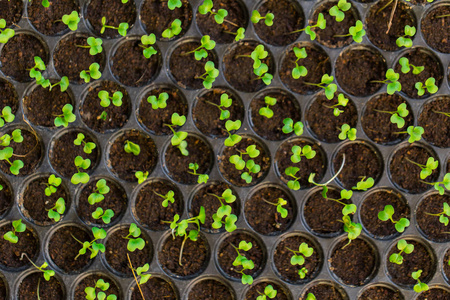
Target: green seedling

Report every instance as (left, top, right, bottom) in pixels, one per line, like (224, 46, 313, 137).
(389, 239, 414, 265)
(0, 147, 23, 175)
(290, 13, 326, 40)
(62, 11, 80, 31)
(74, 133, 97, 154)
(231, 240, 255, 285)
(76, 37, 103, 56)
(0, 128, 22, 147)
(0, 19, 15, 44)
(99, 90, 123, 108)
(135, 171, 148, 184)
(88, 179, 110, 205)
(85, 279, 117, 300)
(28, 260, 55, 281)
(406, 157, 438, 180)
(374, 103, 409, 128)
(182, 35, 216, 60)
(412, 270, 429, 293)
(329, 0, 351, 22)
(211, 188, 238, 232)
(251, 10, 274, 26)
(352, 177, 375, 191)
(282, 118, 304, 136)
(147, 92, 169, 110)
(306, 294, 316, 300)
(308, 154, 346, 197)
(342, 214, 362, 248)
(291, 145, 316, 163)
(199, 0, 228, 24)
(236, 45, 272, 84)
(44, 174, 62, 196)
(304, 74, 337, 100)
(100, 17, 128, 37)
(203, 93, 232, 120)
(3, 219, 26, 244)
(164, 113, 189, 156)
(154, 190, 175, 208)
(162, 19, 182, 39)
(92, 207, 114, 224)
(378, 205, 410, 233)
(224, 27, 246, 42)
(80, 63, 102, 83)
(421, 173, 450, 195)
(188, 163, 209, 184)
(334, 20, 366, 43)
(425, 202, 450, 226)
(54, 104, 76, 128)
(124, 140, 140, 156)
(47, 198, 65, 222)
(324, 189, 356, 216)
(139, 34, 157, 58)
(256, 285, 277, 300)
(28, 56, 46, 81)
(322, 93, 348, 117)
(250, 45, 267, 69)
(291, 47, 307, 79)
(259, 96, 276, 119)
(196, 61, 219, 89)
(50, 76, 69, 92)
(286, 242, 314, 279)
(338, 124, 357, 141)
(71, 156, 91, 185)
(229, 145, 261, 184)
(224, 119, 242, 147)
(166, 0, 182, 10)
(123, 223, 146, 252)
(433, 110, 450, 118)
(394, 125, 424, 143)
(285, 166, 301, 191)
(396, 25, 416, 48)
(371, 69, 401, 95)
(398, 57, 424, 75)
(261, 197, 288, 218)
(253, 62, 273, 86)
(134, 263, 151, 285)
(73, 227, 106, 260)
(415, 77, 438, 96)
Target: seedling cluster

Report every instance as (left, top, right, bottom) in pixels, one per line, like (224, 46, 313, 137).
(232, 240, 255, 285)
(229, 144, 261, 184)
(256, 285, 277, 300)
(210, 188, 238, 232)
(73, 227, 106, 260)
(287, 242, 314, 279)
(85, 279, 117, 300)
(98, 90, 123, 120)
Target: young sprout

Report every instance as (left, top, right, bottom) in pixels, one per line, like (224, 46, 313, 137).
(290, 13, 326, 40)
(389, 239, 414, 265)
(0, 147, 23, 175)
(292, 47, 307, 79)
(285, 166, 301, 191)
(396, 25, 416, 48)
(73, 227, 106, 260)
(224, 119, 242, 147)
(329, 0, 351, 22)
(148, 92, 169, 110)
(196, 61, 219, 89)
(399, 57, 424, 75)
(135, 171, 149, 184)
(92, 207, 114, 224)
(306, 294, 316, 300)
(406, 157, 438, 180)
(433, 110, 450, 118)
(71, 156, 91, 185)
(28, 260, 55, 281)
(352, 177, 375, 191)
(0, 19, 14, 44)
(88, 179, 110, 205)
(248, 45, 267, 69)
(253, 62, 273, 86)
(421, 173, 450, 195)
(257, 285, 277, 300)
(183, 35, 216, 61)
(80, 63, 102, 83)
(282, 118, 304, 136)
(338, 124, 357, 141)
(259, 96, 276, 119)
(100, 17, 128, 37)
(412, 270, 429, 293)
(54, 104, 76, 128)
(203, 93, 232, 120)
(124, 140, 140, 156)
(45, 174, 62, 196)
(262, 197, 288, 218)
(210, 188, 238, 232)
(47, 198, 65, 222)
(164, 113, 189, 156)
(134, 263, 151, 285)
(0, 128, 23, 147)
(374, 103, 409, 128)
(99, 91, 123, 108)
(85, 279, 117, 300)
(291, 145, 316, 163)
(425, 202, 450, 226)
(140, 34, 157, 59)
(62, 11, 80, 31)
(394, 125, 424, 143)
(188, 163, 209, 184)
(162, 19, 182, 39)
(378, 205, 410, 233)
(224, 27, 246, 42)
(123, 223, 146, 252)
(334, 20, 366, 43)
(251, 10, 274, 26)
(199, 0, 228, 24)
(76, 37, 103, 56)
(342, 214, 362, 248)
(74, 133, 97, 154)
(322, 93, 348, 117)
(153, 190, 175, 207)
(371, 69, 401, 95)
(28, 56, 46, 81)
(229, 145, 261, 184)
(166, 0, 182, 10)
(415, 77, 438, 96)
(324, 189, 357, 216)
(231, 240, 255, 285)
(286, 242, 314, 279)
(3, 219, 26, 244)
(50, 77, 70, 93)
(304, 74, 337, 100)
(309, 154, 346, 197)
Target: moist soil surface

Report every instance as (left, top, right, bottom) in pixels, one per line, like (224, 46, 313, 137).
(416, 288, 450, 300)
(108, 130, 157, 182)
(279, 44, 331, 95)
(158, 234, 209, 278)
(389, 144, 439, 194)
(357, 285, 403, 300)
(27, 0, 79, 35)
(130, 276, 177, 300)
(138, 85, 188, 136)
(164, 135, 213, 184)
(53, 33, 105, 84)
(17, 272, 64, 300)
(218, 136, 270, 187)
(253, 0, 304, 46)
(0, 223, 39, 269)
(329, 238, 377, 286)
(134, 180, 183, 231)
(192, 88, 244, 138)
(300, 282, 346, 300)
(306, 92, 358, 143)
(360, 189, 410, 239)
(416, 193, 450, 242)
(49, 130, 99, 178)
(77, 178, 127, 226)
(421, 5, 450, 53)
(0, 78, 19, 115)
(0, 177, 12, 218)
(245, 281, 289, 300)
(110, 38, 161, 87)
(73, 274, 120, 300)
(0, 278, 5, 300)
(48, 225, 92, 274)
(249, 90, 301, 141)
(361, 93, 413, 145)
(418, 96, 450, 148)
(444, 248, 450, 283)
(0, 33, 48, 82)
(335, 47, 386, 97)
(273, 234, 321, 284)
(188, 278, 234, 300)
(0, 0, 22, 27)
(80, 80, 130, 133)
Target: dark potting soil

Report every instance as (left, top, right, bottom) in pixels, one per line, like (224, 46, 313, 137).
(158, 234, 209, 278)
(300, 282, 347, 300)
(189, 182, 239, 233)
(357, 285, 403, 300)
(273, 234, 321, 284)
(389, 144, 439, 194)
(196, 0, 248, 44)
(306, 92, 358, 143)
(333, 141, 383, 190)
(138, 85, 188, 136)
(223, 41, 273, 93)
(27, 0, 79, 36)
(303, 187, 350, 236)
(0, 32, 48, 82)
(361, 93, 413, 145)
(444, 248, 450, 284)
(416, 288, 450, 300)
(164, 135, 213, 184)
(418, 96, 450, 148)
(23, 84, 73, 127)
(140, 0, 192, 40)
(17, 272, 64, 300)
(0, 78, 18, 115)
(49, 130, 99, 178)
(0, 176, 12, 218)
(73, 274, 120, 300)
(386, 239, 434, 287)
(0, 223, 39, 269)
(394, 47, 443, 99)
(110, 38, 161, 87)
(80, 80, 130, 133)
(244, 185, 294, 235)
(253, 0, 304, 47)
(134, 179, 183, 231)
(48, 225, 92, 273)
(335, 47, 386, 97)
(0, 0, 22, 27)
(245, 281, 289, 300)
(0, 277, 6, 300)
(77, 178, 127, 226)
(53, 33, 105, 84)
(21, 176, 69, 225)
(108, 130, 157, 182)
(85, 0, 136, 39)
(416, 193, 450, 242)
(218, 136, 270, 187)
(360, 189, 410, 239)
(279, 44, 331, 95)
(310, 0, 358, 49)
(0, 128, 42, 176)
(365, 0, 416, 51)
(104, 227, 152, 276)
(192, 88, 244, 138)
(169, 41, 217, 90)
(249, 90, 301, 141)
(130, 276, 177, 300)
(188, 278, 234, 300)
(421, 5, 450, 54)
(217, 231, 265, 280)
